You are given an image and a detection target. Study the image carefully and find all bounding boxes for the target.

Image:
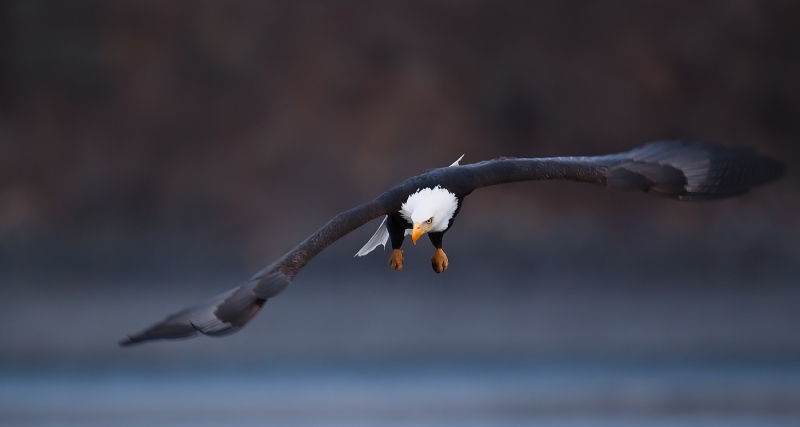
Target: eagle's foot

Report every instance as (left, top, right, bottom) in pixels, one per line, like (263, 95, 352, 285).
(389, 249, 404, 271)
(431, 248, 449, 273)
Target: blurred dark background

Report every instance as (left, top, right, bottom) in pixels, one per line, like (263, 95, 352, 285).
(1, 1, 799, 425)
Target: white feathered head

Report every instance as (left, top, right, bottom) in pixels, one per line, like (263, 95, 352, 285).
(400, 186, 458, 243)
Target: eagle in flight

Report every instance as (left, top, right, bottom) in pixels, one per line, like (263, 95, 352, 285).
(121, 141, 784, 346)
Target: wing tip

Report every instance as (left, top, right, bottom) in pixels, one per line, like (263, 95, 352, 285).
(117, 323, 202, 347)
(118, 336, 138, 347)
(612, 141, 785, 199)
(118, 334, 156, 347)
(119, 279, 275, 347)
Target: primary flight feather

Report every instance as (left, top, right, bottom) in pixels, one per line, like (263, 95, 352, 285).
(121, 141, 784, 346)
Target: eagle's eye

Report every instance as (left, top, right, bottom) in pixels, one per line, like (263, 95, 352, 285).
(425, 218, 433, 224)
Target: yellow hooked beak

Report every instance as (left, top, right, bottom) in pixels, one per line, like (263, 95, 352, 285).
(411, 222, 423, 244)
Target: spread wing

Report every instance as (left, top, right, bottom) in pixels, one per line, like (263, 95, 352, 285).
(121, 141, 784, 345)
(120, 200, 389, 345)
(464, 141, 784, 200)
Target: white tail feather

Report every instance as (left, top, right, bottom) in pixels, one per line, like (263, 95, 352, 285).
(450, 154, 465, 167)
(354, 216, 390, 256)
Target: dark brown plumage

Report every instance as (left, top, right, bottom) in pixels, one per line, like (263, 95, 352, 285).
(120, 141, 784, 346)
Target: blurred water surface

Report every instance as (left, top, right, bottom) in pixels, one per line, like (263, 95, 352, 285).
(3, 360, 800, 427)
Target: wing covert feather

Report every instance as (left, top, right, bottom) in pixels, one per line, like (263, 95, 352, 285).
(463, 141, 783, 200)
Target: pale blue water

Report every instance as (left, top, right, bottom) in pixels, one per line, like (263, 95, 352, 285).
(2, 361, 799, 427)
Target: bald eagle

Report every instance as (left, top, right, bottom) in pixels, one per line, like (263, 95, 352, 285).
(120, 141, 784, 346)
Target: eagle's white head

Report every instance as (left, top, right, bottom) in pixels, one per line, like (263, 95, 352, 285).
(400, 186, 458, 244)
